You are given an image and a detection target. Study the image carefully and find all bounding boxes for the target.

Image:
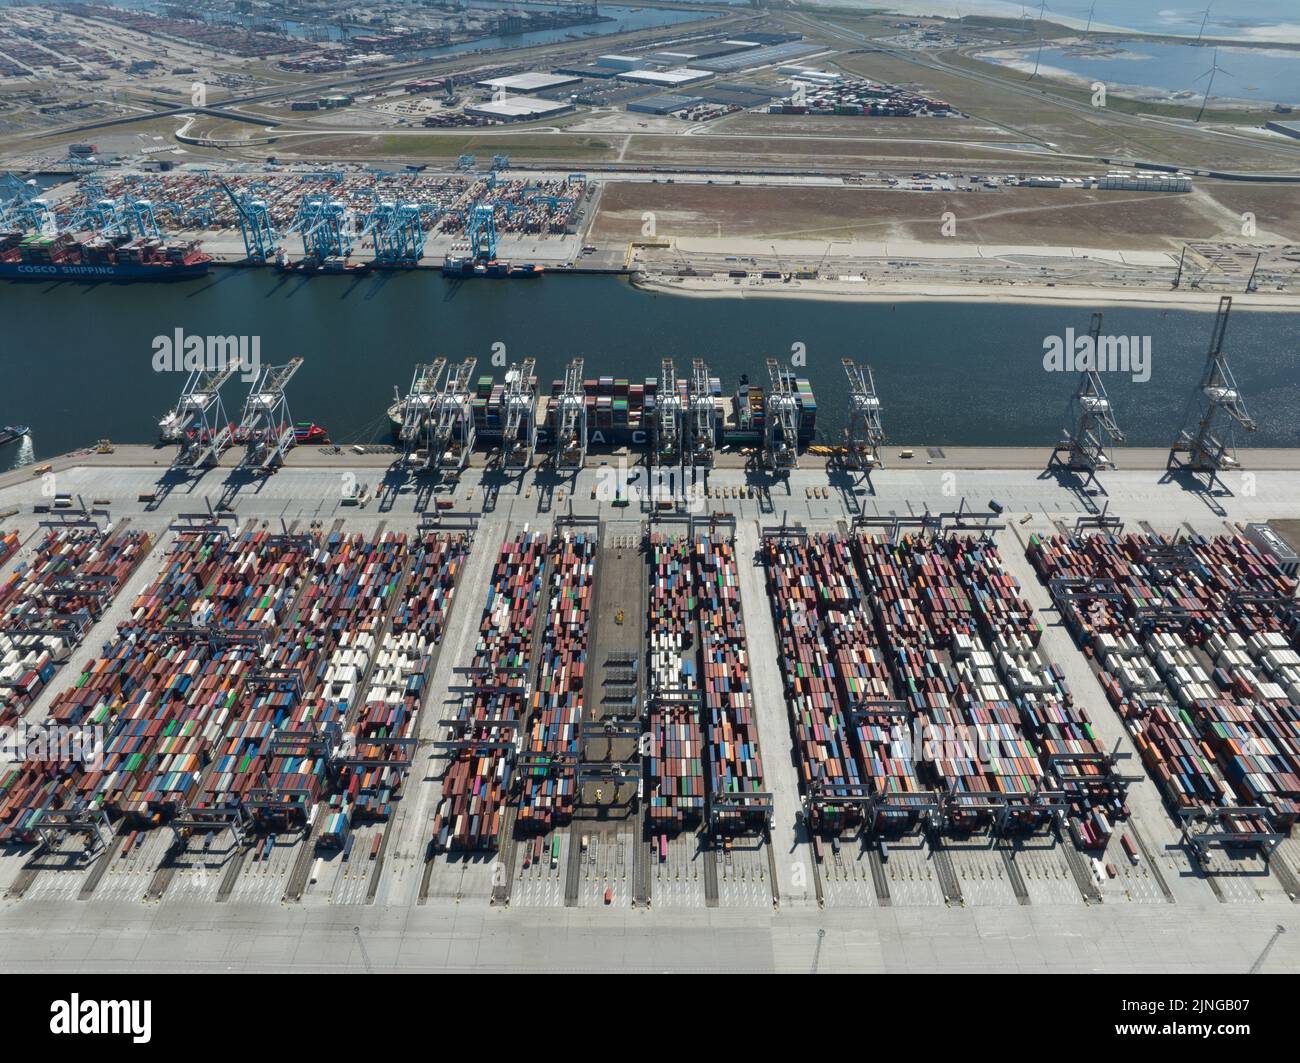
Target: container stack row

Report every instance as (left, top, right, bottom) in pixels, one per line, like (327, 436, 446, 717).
(517, 532, 595, 831)
(0, 527, 151, 728)
(0, 530, 273, 839)
(76, 531, 321, 819)
(762, 535, 874, 833)
(946, 538, 1124, 847)
(203, 532, 409, 823)
(343, 533, 468, 823)
(695, 535, 766, 833)
(646, 534, 704, 830)
(1028, 532, 1300, 834)
(433, 530, 548, 852)
(856, 535, 1054, 829)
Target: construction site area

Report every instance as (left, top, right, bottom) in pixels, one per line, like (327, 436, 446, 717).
(0, 294, 1298, 975)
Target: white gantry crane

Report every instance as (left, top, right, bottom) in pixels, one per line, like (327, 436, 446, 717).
(764, 358, 800, 472)
(398, 359, 447, 470)
(432, 358, 477, 475)
(842, 357, 885, 471)
(654, 357, 683, 467)
(1169, 296, 1256, 478)
(555, 357, 587, 472)
(1051, 313, 1125, 475)
(688, 358, 716, 470)
(500, 358, 537, 470)
(160, 365, 237, 469)
(238, 357, 303, 472)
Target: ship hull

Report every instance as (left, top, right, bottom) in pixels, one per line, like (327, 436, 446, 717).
(0, 261, 209, 282)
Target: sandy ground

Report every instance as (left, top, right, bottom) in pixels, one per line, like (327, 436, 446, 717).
(632, 272, 1300, 311)
(592, 182, 1300, 247)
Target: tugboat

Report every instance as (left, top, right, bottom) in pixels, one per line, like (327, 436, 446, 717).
(0, 424, 30, 447)
(293, 422, 330, 444)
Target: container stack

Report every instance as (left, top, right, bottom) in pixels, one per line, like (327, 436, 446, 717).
(343, 534, 467, 822)
(433, 530, 548, 852)
(517, 532, 594, 831)
(227, 533, 409, 825)
(761, 536, 866, 832)
(856, 535, 1062, 827)
(0, 530, 19, 570)
(1028, 532, 1300, 835)
(0, 526, 150, 736)
(695, 535, 765, 833)
(0, 530, 228, 841)
(646, 534, 704, 830)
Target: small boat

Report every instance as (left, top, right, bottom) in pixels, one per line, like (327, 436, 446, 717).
(0, 424, 30, 447)
(293, 422, 330, 444)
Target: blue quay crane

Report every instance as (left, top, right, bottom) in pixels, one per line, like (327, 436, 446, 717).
(219, 179, 279, 262)
(466, 203, 497, 261)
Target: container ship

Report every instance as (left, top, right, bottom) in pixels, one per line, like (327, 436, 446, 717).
(0, 230, 210, 281)
(388, 369, 817, 450)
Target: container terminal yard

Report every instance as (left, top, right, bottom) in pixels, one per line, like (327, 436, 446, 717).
(0, 309, 1299, 975)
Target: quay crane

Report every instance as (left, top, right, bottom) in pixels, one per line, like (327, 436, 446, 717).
(397, 359, 447, 470)
(842, 358, 885, 470)
(764, 358, 800, 472)
(1169, 296, 1256, 484)
(688, 358, 716, 470)
(654, 357, 683, 467)
(237, 357, 303, 472)
(218, 178, 278, 263)
(431, 358, 477, 475)
(1050, 313, 1124, 477)
(500, 358, 538, 470)
(159, 365, 238, 470)
(555, 357, 588, 472)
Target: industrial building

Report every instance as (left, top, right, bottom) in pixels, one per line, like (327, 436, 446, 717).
(618, 67, 712, 88)
(628, 94, 703, 115)
(463, 97, 574, 122)
(476, 72, 581, 95)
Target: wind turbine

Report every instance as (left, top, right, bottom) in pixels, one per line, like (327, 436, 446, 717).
(1084, 0, 1096, 35)
(1194, 47, 1234, 123)
(1030, 1, 1048, 79)
(1196, 2, 1214, 43)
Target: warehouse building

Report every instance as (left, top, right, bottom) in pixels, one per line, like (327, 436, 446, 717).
(697, 42, 824, 73)
(627, 94, 704, 115)
(477, 72, 582, 94)
(596, 54, 644, 71)
(464, 98, 575, 122)
(619, 67, 712, 88)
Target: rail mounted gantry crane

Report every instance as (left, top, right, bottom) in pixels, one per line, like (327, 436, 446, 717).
(842, 357, 885, 470)
(764, 358, 800, 472)
(159, 365, 238, 469)
(688, 358, 716, 470)
(500, 358, 538, 470)
(1169, 296, 1256, 481)
(1050, 313, 1125, 476)
(654, 357, 683, 467)
(555, 357, 587, 472)
(237, 357, 303, 472)
(397, 359, 447, 469)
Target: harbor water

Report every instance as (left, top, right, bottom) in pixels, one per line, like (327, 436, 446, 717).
(1, 271, 1297, 464)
